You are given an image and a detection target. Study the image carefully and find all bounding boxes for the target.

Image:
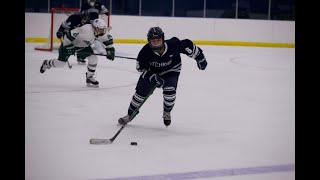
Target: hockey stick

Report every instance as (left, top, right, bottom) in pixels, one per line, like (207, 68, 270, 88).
(59, 38, 72, 69)
(114, 55, 137, 60)
(66, 60, 72, 69)
(77, 52, 137, 60)
(94, 53, 137, 60)
(90, 86, 156, 145)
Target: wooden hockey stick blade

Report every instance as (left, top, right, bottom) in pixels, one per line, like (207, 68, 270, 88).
(90, 124, 126, 145)
(90, 87, 155, 145)
(90, 138, 112, 144)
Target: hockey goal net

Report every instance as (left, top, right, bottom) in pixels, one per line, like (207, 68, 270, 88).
(34, 7, 110, 51)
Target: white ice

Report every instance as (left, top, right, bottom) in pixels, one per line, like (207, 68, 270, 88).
(25, 43, 295, 180)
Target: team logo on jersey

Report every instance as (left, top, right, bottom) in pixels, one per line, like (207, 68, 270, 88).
(83, 40, 91, 46)
(150, 60, 172, 67)
(73, 32, 79, 37)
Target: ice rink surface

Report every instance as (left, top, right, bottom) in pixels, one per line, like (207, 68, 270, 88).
(25, 43, 295, 180)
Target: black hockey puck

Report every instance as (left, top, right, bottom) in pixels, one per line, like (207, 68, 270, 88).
(130, 142, 138, 146)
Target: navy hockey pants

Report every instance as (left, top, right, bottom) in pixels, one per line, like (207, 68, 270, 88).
(135, 71, 180, 112)
(136, 71, 180, 96)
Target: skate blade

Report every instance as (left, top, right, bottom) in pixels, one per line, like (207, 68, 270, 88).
(86, 84, 99, 88)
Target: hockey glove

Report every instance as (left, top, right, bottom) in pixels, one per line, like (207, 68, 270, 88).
(196, 58, 208, 70)
(149, 74, 164, 88)
(56, 31, 64, 39)
(106, 47, 115, 61)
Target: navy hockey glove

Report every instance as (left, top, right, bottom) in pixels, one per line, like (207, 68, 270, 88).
(56, 31, 64, 39)
(106, 47, 115, 61)
(196, 58, 208, 70)
(149, 74, 164, 88)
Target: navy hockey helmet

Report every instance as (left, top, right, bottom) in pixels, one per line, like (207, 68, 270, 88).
(147, 27, 165, 51)
(80, 10, 90, 24)
(87, 0, 96, 6)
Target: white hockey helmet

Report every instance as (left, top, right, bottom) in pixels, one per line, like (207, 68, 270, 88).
(92, 19, 107, 36)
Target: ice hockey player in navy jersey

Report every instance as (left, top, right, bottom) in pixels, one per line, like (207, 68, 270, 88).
(118, 26, 208, 127)
(81, 0, 109, 23)
(56, 11, 91, 64)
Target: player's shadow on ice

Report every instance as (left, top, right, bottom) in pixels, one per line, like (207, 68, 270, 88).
(118, 123, 237, 145)
(122, 124, 205, 137)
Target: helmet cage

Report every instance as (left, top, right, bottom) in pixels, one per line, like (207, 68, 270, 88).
(147, 27, 165, 51)
(92, 19, 107, 36)
(94, 27, 106, 36)
(80, 11, 90, 25)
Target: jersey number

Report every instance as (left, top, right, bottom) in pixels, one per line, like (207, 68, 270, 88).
(185, 47, 193, 54)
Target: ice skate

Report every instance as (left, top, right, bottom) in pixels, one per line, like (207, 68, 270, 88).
(86, 72, 99, 87)
(77, 57, 86, 65)
(163, 111, 171, 127)
(118, 111, 140, 125)
(40, 60, 51, 73)
(118, 115, 131, 125)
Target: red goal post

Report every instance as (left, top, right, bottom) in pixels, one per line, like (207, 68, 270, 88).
(34, 7, 110, 51)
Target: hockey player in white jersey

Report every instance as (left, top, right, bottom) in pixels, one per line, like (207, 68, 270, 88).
(40, 19, 115, 87)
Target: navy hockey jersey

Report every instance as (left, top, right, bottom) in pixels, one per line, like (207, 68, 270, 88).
(81, 1, 108, 22)
(137, 37, 205, 76)
(58, 13, 90, 34)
